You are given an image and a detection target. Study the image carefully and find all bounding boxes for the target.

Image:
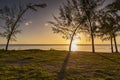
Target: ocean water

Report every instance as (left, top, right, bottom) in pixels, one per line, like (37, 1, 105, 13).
(0, 44, 120, 52)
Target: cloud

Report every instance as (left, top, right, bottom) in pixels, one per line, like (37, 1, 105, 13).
(25, 21, 32, 26)
(44, 22, 49, 26)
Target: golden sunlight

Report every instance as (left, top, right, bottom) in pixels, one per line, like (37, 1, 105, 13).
(71, 37, 79, 51)
(71, 44, 78, 51)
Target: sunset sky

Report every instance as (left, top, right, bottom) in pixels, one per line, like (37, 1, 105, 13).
(0, 0, 119, 44)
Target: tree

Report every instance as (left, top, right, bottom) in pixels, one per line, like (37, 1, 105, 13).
(97, 0, 120, 53)
(98, 13, 114, 53)
(71, 0, 105, 53)
(98, 11, 120, 53)
(49, 0, 84, 79)
(50, 0, 105, 54)
(107, 0, 120, 12)
(106, 0, 120, 53)
(49, 0, 83, 52)
(0, 2, 46, 51)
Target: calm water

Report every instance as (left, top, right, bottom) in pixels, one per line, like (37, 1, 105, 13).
(0, 44, 120, 52)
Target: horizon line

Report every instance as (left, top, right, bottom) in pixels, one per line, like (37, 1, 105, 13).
(0, 44, 119, 45)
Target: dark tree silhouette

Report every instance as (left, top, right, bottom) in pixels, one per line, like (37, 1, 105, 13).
(71, 0, 105, 53)
(98, 11, 120, 53)
(79, 0, 104, 53)
(49, 0, 83, 53)
(0, 2, 46, 51)
(106, 0, 120, 53)
(49, 0, 104, 53)
(98, 13, 114, 53)
(107, 0, 120, 12)
(49, 0, 83, 79)
(97, 0, 120, 53)
(49, 0, 105, 79)
(51, 0, 105, 54)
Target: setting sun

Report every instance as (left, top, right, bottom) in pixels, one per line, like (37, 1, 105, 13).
(71, 37, 79, 51)
(71, 44, 78, 51)
(0, 0, 119, 80)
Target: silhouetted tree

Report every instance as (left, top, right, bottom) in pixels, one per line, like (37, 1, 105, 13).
(49, 0, 84, 79)
(71, 0, 105, 53)
(98, 13, 114, 53)
(49, 0, 84, 52)
(98, 11, 120, 53)
(0, 2, 46, 51)
(107, 0, 120, 12)
(50, 0, 105, 53)
(111, 13, 120, 53)
(106, 0, 120, 53)
(97, 0, 120, 53)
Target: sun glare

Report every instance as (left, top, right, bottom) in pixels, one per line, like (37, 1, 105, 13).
(71, 44, 78, 51)
(71, 37, 79, 51)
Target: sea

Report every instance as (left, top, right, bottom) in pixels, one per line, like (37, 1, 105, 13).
(0, 44, 120, 53)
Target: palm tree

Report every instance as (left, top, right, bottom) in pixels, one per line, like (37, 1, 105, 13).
(0, 3, 46, 51)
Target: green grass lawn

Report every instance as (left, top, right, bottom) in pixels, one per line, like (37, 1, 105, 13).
(0, 50, 120, 80)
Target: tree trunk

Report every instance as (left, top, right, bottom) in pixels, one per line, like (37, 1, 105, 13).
(5, 36, 11, 51)
(88, 19, 95, 53)
(91, 33, 95, 53)
(84, 1, 96, 53)
(4, 8, 29, 52)
(110, 36, 113, 53)
(57, 24, 80, 80)
(113, 34, 118, 53)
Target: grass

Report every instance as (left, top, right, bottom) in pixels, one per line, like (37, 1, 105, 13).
(0, 50, 120, 80)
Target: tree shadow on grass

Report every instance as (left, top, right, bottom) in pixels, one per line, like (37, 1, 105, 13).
(95, 53, 120, 65)
(57, 52, 71, 80)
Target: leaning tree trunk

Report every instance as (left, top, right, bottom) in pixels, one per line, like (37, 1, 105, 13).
(110, 35, 113, 53)
(57, 24, 80, 80)
(5, 35, 11, 51)
(5, 8, 29, 52)
(5, 38, 10, 51)
(113, 34, 118, 53)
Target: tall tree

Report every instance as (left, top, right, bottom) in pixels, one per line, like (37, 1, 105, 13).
(0, 2, 46, 51)
(49, 0, 83, 52)
(71, 0, 105, 53)
(106, 0, 120, 53)
(98, 13, 114, 53)
(50, 0, 105, 54)
(111, 13, 120, 53)
(49, 0, 84, 79)
(97, 0, 120, 53)
(98, 11, 120, 53)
